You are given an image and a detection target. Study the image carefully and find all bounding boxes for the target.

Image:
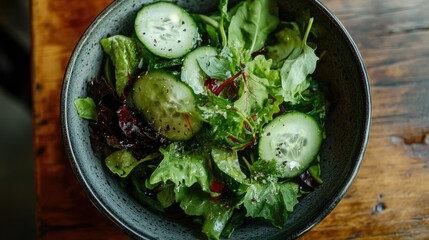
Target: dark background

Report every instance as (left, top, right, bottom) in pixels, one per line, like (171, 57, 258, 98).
(0, 0, 35, 239)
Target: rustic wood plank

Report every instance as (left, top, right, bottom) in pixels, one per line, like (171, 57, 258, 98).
(302, 0, 429, 239)
(32, 0, 129, 239)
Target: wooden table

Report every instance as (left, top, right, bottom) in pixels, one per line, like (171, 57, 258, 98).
(32, 0, 429, 239)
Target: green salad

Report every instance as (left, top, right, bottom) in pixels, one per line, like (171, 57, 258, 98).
(74, 0, 329, 239)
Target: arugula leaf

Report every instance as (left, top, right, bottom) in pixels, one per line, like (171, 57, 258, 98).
(243, 181, 301, 228)
(105, 149, 160, 178)
(219, 0, 229, 48)
(175, 185, 236, 240)
(266, 22, 303, 68)
(100, 35, 144, 96)
(148, 142, 212, 193)
(197, 43, 251, 82)
(197, 52, 232, 81)
(228, 0, 279, 53)
(74, 97, 97, 120)
(297, 9, 327, 39)
(193, 14, 221, 48)
(279, 18, 319, 104)
(205, 24, 221, 48)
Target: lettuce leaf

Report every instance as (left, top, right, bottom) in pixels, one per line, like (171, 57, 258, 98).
(175, 185, 236, 240)
(156, 184, 175, 208)
(234, 55, 282, 128)
(266, 22, 303, 68)
(73, 97, 97, 120)
(129, 163, 165, 212)
(148, 142, 212, 193)
(100, 35, 144, 96)
(105, 149, 160, 178)
(228, 0, 279, 53)
(284, 78, 329, 128)
(243, 181, 301, 228)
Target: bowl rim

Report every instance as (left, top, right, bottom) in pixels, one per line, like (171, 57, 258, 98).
(61, 0, 372, 239)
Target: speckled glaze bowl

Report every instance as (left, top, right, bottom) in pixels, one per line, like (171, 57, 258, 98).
(61, 0, 371, 239)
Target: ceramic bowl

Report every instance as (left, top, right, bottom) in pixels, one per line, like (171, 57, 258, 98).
(61, 0, 371, 239)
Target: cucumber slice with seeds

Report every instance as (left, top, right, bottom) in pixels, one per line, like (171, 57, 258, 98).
(135, 2, 199, 59)
(132, 71, 202, 140)
(258, 112, 323, 178)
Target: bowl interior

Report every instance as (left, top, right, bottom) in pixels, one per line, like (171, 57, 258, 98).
(62, 0, 370, 239)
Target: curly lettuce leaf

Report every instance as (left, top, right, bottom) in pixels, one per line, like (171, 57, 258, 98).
(228, 0, 279, 53)
(243, 181, 301, 228)
(105, 149, 160, 178)
(175, 185, 236, 240)
(148, 142, 212, 193)
(100, 35, 144, 96)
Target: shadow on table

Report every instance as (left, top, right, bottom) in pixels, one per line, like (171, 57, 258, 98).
(0, 0, 35, 239)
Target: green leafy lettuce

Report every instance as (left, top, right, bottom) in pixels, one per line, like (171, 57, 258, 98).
(175, 185, 236, 240)
(100, 35, 144, 96)
(276, 18, 319, 104)
(234, 55, 282, 128)
(197, 93, 256, 149)
(105, 149, 160, 178)
(148, 142, 213, 193)
(73, 97, 97, 120)
(243, 181, 301, 228)
(228, 0, 279, 53)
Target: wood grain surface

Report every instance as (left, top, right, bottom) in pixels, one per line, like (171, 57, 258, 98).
(31, 0, 429, 239)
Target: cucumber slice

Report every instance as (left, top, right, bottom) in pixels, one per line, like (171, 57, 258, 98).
(258, 112, 322, 178)
(134, 2, 199, 59)
(132, 71, 202, 140)
(181, 46, 218, 95)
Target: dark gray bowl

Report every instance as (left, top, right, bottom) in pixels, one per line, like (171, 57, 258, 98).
(61, 0, 371, 239)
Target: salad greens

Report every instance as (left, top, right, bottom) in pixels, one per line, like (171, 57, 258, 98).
(73, 0, 329, 239)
